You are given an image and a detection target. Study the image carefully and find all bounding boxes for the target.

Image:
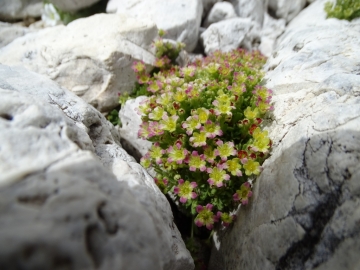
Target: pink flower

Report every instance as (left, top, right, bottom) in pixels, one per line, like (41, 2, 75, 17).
(167, 142, 188, 164)
(149, 142, 165, 164)
(187, 151, 207, 172)
(201, 120, 223, 139)
(233, 182, 253, 205)
(215, 140, 237, 161)
(207, 164, 230, 187)
(182, 115, 201, 135)
(132, 61, 146, 73)
(173, 179, 197, 204)
(194, 204, 218, 230)
(189, 132, 207, 147)
(160, 114, 179, 133)
(147, 80, 163, 93)
(217, 212, 234, 227)
(154, 56, 170, 68)
(137, 73, 150, 84)
(203, 146, 217, 164)
(212, 99, 235, 116)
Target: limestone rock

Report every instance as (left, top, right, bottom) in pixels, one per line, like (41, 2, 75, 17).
(118, 96, 152, 162)
(259, 12, 286, 57)
(49, 0, 100, 12)
(203, 2, 237, 28)
(0, 22, 37, 48)
(268, 0, 307, 23)
(106, 0, 203, 52)
(0, 13, 158, 112)
(209, 0, 360, 269)
(0, 0, 42, 21)
(0, 64, 194, 270)
(201, 17, 261, 55)
(230, 0, 265, 26)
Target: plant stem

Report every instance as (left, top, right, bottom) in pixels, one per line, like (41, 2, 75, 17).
(191, 216, 194, 239)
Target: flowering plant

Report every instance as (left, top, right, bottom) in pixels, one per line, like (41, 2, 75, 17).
(132, 36, 272, 233)
(325, 0, 360, 21)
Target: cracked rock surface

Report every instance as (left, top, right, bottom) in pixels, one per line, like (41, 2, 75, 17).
(0, 64, 194, 270)
(209, 1, 360, 269)
(0, 13, 158, 112)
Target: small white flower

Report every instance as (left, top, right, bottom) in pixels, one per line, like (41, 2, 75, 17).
(42, 3, 62, 27)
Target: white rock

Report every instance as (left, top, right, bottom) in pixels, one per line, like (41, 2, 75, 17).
(106, 0, 203, 52)
(286, 0, 332, 30)
(0, 13, 158, 112)
(0, 22, 37, 48)
(201, 17, 261, 55)
(230, 0, 265, 26)
(0, 0, 42, 21)
(0, 64, 194, 270)
(259, 12, 286, 57)
(49, 0, 100, 12)
(209, 1, 360, 269)
(203, 2, 237, 28)
(268, 0, 307, 23)
(118, 96, 152, 161)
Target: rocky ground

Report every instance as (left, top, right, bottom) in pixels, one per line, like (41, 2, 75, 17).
(0, 0, 359, 269)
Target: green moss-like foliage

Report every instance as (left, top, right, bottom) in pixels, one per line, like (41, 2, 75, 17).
(325, 0, 360, 21)
(106, 109, 121, 126)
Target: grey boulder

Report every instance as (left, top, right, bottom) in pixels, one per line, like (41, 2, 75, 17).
(0, 64, 194, 270)
(230, 0, 265, 26)
(268, 0, 307, 23)
(118, 96, 152, 162)
(203, 2, 237, 28)
(0, 0, 42, 21)
(0, 13, 158, 112)
(106, 0, 203, 52)
(201, 17, 261, 55)
(209, 1, 360, 269)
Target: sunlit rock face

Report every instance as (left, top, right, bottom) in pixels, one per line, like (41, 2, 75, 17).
(0, 14, 158, 112)
(0, 64, 194, 270)
(209, 1, 360, 269)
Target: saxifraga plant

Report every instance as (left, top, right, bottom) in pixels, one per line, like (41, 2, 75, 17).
(134, 48, 272, 226)
(325, 0, 360, 21)
(129, 32, 273, 267)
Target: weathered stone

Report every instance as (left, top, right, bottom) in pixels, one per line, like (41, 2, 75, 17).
(118, 96, 152, 162)
(268, 0, 307, 23)
(259, 12, 286, 57)
(106, 0, 203, 52)
(0, 64, 194, 270)
(0, 13, 158, 112)
(0, 22, 36, 48)
(201, 17, 261, 55)
(230, 0, 265, 26)
(0, 0, 42, 21)
(203, 2, 237, 28)
(49, 0, 100, 12)
(209, 0, 360, 269)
